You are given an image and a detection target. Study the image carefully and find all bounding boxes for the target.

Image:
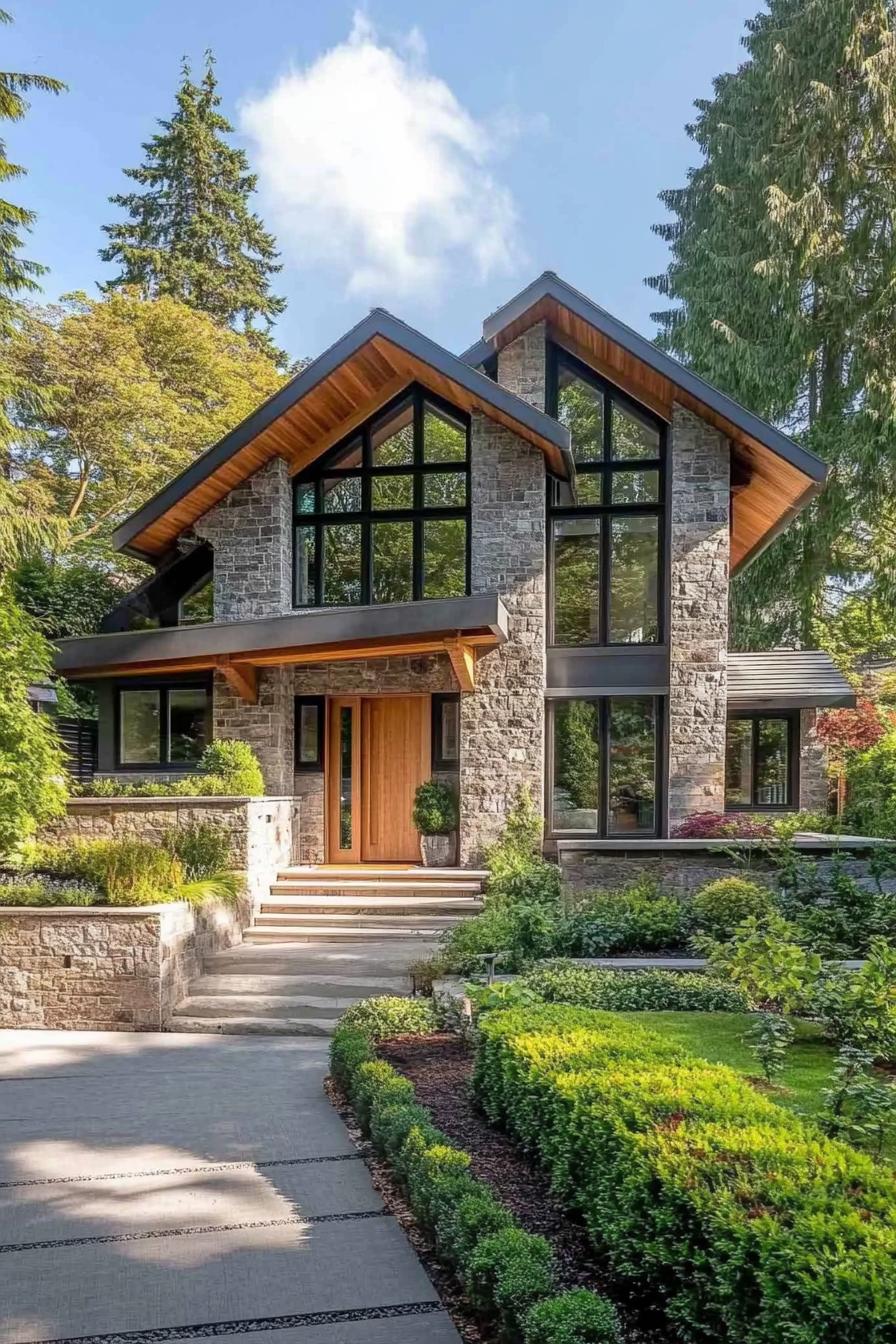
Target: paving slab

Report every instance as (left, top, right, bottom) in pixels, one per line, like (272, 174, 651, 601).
(0, 1030, 461, 1344)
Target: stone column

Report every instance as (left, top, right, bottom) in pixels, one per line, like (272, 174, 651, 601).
(459, 327, 547, 864)
(799, 708, 830, 811)
(667, 404, 730, 829)
(194, 457, 294, 794)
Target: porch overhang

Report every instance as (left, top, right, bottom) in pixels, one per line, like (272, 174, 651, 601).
(727, 650, 856, 710)
(54, 594, 509, 700)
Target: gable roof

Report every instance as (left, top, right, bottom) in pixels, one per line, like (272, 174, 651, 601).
(114, 308, 572, 562)
(464, 272, 828, 572)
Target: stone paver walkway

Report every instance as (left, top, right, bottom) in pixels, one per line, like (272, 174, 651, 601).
(0, 1029, 461, 1344)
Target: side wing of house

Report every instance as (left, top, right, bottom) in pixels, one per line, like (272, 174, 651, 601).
(55, 273, 849, 861)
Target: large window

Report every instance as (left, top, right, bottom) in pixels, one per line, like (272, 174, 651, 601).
(548, 348, 664, 646)
(725, 713, 796, 810)
(117, 683, 210, 768)
(549, 696, 661, 837)
(293, 387, 470, 608)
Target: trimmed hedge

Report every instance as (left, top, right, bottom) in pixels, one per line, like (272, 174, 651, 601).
(473, 1004, 896, 1344)
(524, 1290, 621, 1344)
(330, 1015, 619, 1342)
(521, 961, 749, 1013)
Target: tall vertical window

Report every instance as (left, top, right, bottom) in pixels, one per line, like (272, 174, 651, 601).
(548, 347, 664, 646)
(550, 696, 660, 837)
(725, 714, 796, 809)
(293, 386, 470, 607)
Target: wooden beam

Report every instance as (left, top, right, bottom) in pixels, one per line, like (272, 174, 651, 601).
(218, 658, 258, 704)
(444, 637, 476, 692)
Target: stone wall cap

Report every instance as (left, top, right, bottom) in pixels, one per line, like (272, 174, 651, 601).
(65, 794, 296, 808)
(0, 902, 190, 918)
(556, 834, 895, 852)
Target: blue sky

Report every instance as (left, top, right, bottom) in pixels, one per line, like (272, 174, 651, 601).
(8, 0, 754, 363)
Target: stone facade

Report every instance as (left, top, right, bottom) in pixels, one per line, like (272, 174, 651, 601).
(459, 329, 547, 863)
(667, 404, 730, 828)
(558, 847, 777, 896)
(799, 708, 830, 812)
(41, 796, 295, 908)
(0, 901, 242, 1032)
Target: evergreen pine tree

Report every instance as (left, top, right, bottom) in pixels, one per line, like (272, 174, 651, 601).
(100, 52, 286, 362)
(648, 0, 896, 650)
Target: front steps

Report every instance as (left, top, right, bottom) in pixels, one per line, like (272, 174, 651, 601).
(170, 865, 485, 1036)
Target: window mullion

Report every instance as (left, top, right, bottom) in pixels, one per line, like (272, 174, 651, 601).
(599, 697, 610, 839)
(161, 688, 170, 765)
(751, 717, 760, 808)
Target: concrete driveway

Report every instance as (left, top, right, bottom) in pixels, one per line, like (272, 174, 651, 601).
(0, 1029, 461, 1344)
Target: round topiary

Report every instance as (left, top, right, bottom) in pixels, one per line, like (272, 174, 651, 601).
(412, 780, 458, 835)
(523, 1288, 621, 1344)
(691, 876, 775, 941)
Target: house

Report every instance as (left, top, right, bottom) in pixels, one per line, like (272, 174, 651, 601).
(54, 273, 854, 867)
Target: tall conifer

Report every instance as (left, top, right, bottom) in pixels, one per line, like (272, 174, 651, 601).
(648, 0, 896, 650)
(101, 52, 286, 362)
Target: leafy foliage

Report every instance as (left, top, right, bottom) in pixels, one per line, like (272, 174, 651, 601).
(690, 876, 775, 941)
(11, 553, 122, 638)
(649, 0, 896, 650)
(79, 739, 265, 798)
(671, 811, 775, 839)
(564, 884, 688, 956)
(817, 699, 893, 753)
(467, 1229, 555, 1340)
(412, 779, 458, 835)
(523, 1290, 621, 1344)
(0, 873, 97, 906)
(702, 914, 822, 1011)
(30, 833, 241, 908)
(521, 961, 749, 1013)
(821, 1044, 896, 1156)
(745, 1010, 794, 1084)
(484, 787, 544, 885)
(815, 940, 896, 1061)
(101, 53, 285, 361)
(336, 995, 437, 1042)
(844, 731, 896, 837)
(474, 1004, 896, 1343)
(162, 822, 232, 880)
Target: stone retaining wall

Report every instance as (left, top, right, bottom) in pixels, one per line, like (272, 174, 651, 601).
(559, 848, 777, 896)
(0, 899, 242, 1032)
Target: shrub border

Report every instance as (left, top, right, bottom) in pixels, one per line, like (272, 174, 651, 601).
(329, 1012, 620, 1344)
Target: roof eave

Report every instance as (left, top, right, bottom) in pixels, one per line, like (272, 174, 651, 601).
(730, 478, 825, 576)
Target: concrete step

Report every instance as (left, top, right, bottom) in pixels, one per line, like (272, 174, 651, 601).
(277, 866, 488, 883)
(190, 972, 411, 997)
(243, 924, 448, 943)
(262, 893, 483, 913)
(269, 878, 483, 896)
(253, 911, 468, 930)
(203, 941, 439, 976)
(168, 1014, 338, 1037)
(174, 993, 364, 1020)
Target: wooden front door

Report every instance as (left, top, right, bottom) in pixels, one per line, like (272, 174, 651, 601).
(326, 695, 431, 862)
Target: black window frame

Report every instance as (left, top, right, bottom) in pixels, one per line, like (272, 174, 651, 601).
(432, 693, 460, 770)
(294, 695, 325, 772)
(115, 678, 212, 772)
(725, 711, 799, 811)
(546, 343, 667, 648)
(546, 694, 664, 840)
(292, 384, 471, 609)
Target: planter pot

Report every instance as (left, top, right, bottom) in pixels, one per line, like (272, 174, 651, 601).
(420, 832, 456, 867)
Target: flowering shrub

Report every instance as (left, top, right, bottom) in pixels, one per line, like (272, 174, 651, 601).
(671, 811, 775, 839)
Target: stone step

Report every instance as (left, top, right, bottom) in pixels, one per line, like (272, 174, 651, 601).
(253, 911, 468, 930)
(243, 924, 448, 943)
(191, 972, 411, 997)
(168, 1014, 338, 1037)
(174, 993, 365, 1019)
(203, 941, 439, 976)
(262, 892, 483, 913)
(277, 866, 488, 883)
(269, 878, 483, 896)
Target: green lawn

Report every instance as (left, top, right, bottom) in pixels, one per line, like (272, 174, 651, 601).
(616, 1011, 837, 1120)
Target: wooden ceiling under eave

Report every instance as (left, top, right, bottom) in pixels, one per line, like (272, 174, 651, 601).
(125, 334, 569, 560)
(493, 294, 820, 572)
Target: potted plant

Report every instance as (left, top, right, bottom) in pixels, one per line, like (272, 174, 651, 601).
(413, 779, 459, 867)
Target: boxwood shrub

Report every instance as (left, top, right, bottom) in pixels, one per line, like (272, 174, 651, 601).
(521, 961, 749, 1013)
(329, 1013, 617, 1341)
(473, 1005, 896, 1344)
(524, 1289, 621, 1344)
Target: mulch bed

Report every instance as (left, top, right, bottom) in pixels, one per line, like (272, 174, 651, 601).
(378, 1033, 677, 1344)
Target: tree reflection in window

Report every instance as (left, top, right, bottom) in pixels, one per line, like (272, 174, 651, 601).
(293, 387, 469, 607)
(550, 696, 659, 836)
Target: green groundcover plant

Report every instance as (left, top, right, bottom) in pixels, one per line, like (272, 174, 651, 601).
(520, 961, 748, 1013)
(76, 739, 264, 798)
(473, 1004, 896, 1344)
(329, 1003, 620, 1343)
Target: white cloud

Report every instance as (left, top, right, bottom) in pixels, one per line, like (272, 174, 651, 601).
(239, 13, 523, 300)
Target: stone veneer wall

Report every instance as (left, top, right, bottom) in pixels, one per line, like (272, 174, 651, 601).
(291, 654, 457, 863)
(194, 457, 295, 794)
(558, 849, 777, 896)
(667, 404, 730, 829)
(0, 901, 243, 1032)
(459, 327, 547, 864)
(41, 796, 295, 908)
(799, 708, 831, 811)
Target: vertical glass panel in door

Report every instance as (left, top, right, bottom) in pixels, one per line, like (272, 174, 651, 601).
(556, 367, 604, 463)
(372, 521, 413, 603)
(339, 707, 353, 850)
(552, 518, 600, 645)
(608, 697, 656, 834)
(609, 515, 658, 643)
(756, 718, 790, 806)
(725, 720, 753, 806)
(168, 689, 208, 763)
(120, 689, 161, 765)
(552, 700, 600, 832)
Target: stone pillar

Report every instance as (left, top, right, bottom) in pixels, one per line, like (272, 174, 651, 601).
(799, 708, 830, 812)
(667, 404, 730, 830)
(195, 456, 294, 794)
(459, 327, 547, 864)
